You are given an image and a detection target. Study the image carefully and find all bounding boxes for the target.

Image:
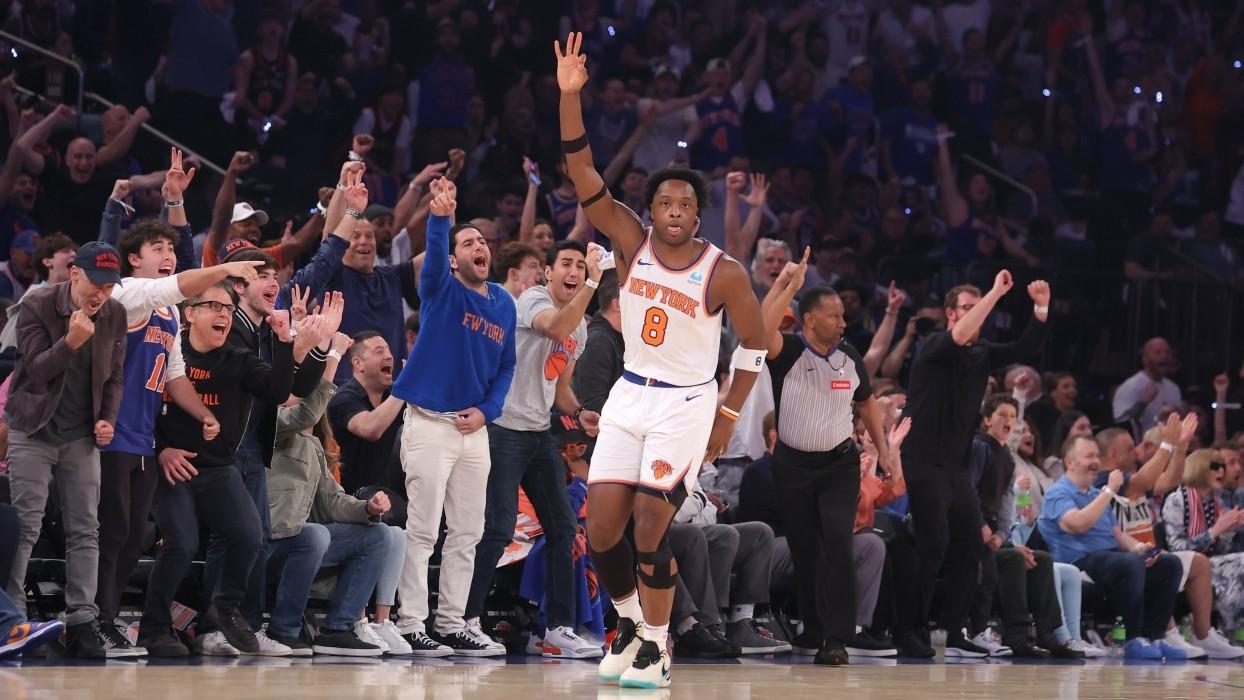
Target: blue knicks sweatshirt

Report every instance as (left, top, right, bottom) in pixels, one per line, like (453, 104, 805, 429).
(392, 214, 516, 421)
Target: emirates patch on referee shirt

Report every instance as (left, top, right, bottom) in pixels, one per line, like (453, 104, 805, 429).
(831, 380, 852, 390)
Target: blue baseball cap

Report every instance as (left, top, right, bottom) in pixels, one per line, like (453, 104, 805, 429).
(11, 229, 39, 253)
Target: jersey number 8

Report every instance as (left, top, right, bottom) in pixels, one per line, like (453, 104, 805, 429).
(642, 307, 668, 347)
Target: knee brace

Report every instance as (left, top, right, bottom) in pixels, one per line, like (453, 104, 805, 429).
(635, 538, 676, 590)
(589, 537, 637, 597)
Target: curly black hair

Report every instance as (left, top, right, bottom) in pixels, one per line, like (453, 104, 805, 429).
(645, 167, 709, 211)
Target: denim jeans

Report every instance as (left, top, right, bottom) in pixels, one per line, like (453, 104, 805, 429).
(203, 445, 270, 629)
(267, 522, 388, 636)
(1074, 550, 1181, 641)
(1052, 561, 1082, 642)
(375, 525, 405, 607)
(465, 425, 576, 628)
(140, 466, 262, 639)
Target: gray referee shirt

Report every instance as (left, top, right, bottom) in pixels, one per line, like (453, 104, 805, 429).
(767, 333, 870, 453)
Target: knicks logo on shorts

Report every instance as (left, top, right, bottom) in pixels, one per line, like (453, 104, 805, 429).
(651, 460, 673, 480)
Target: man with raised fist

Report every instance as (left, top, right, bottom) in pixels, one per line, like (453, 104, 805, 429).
(899, 270, 1051, 658)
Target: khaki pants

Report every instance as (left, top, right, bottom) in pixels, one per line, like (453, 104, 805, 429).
(395, 405, 490, 635)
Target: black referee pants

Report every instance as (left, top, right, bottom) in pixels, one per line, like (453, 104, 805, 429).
(906, 462, 979, 637)
(773, 440, 860, 645)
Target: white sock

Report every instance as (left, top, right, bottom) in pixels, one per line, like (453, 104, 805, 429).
(642, 622, 669, 648)
(730, 604, 754, 623)
(856, 625, 862, 634)
(614, 592, 643, 623)
(676, 616, 698, 635)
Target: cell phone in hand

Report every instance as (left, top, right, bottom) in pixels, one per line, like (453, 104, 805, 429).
(528, 163, 541, 187)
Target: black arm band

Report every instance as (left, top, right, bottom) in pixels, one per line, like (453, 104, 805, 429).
(561, 133, 590, 155)
(581, 183, 609, 208)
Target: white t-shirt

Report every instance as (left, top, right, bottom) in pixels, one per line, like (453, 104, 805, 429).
(723, 364, 774, 461)
(495, 285, 587, 432)
(1112, 370, 1182, 433)
(822, 1, 871, 72)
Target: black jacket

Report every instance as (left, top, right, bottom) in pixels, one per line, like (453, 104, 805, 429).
(572, 311, 624, 413)
(227, 308, 327, 465)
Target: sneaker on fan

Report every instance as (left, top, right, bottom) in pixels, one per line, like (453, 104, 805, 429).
(247, 626, 294, 657)
(463, 619, 507, 655)
(372, 619, 413, 655)
(1194, 628, 1244, 659)
(543, 626, 604, 659)
(1064, 638, 1105, 658)
(526, 631, 546, 655)
(98, 619, 146, 658)
(969, 627, 1012, 657)
(1161, 628, 1206, 659)
(353, 620, 390, 653)
(195, 631, 240, 657)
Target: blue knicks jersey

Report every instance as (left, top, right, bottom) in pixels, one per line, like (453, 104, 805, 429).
(105, 306, 179, 456)
(693, 95, 744, 172)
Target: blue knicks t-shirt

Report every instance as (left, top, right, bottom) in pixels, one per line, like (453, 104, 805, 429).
(108, 306, 180, 456)
(880, 106, 939, 184)
(392, 215, 516, 422)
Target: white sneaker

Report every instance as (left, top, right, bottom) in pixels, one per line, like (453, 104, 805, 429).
(526, 632, 545, 656)
(599, 619, 642, 684)
(619, 639, 671, 689)
(1195, 628, 1244, 660)
(969, 628, 1012, 657)
(1163, 627, 1207, 659)
(247, 626, 293, 657)
(461, 620, 507, 654)
(354, 620, 390, 653)
(1065, 638, 1105, 658)
(542, 626, 604, 659)
(372, 620, 413, 655)
(196, 631, 239, 657)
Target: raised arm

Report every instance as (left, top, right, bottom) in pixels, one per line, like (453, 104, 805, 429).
(881, 317, 917, 379)
(864, 282, 905, 377)
(986, 280, 1051, 364)
(519, 156, 540, 244)
(556, 33, 645, 259)
(96, 107, 150, 168)
(935, 124, 968, 227)
(205, 151, 255, 265)
(1215, 373, 1230, 445)
(1083, 34, 1115, 129)
(1126, 412, 1180, 498)
(600, 111, 651, 187)
(14, 104, 77, 175)
(727, 173, 769, 263)
(531, 243, 603, 341)
(418, 177, 458, 299)
(1154, 414, 1197, 498)
(951, 269, 1011, 346)
(760, 247, 808, 359)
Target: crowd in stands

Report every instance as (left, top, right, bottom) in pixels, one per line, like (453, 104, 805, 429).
(2, 0, 1244, 666)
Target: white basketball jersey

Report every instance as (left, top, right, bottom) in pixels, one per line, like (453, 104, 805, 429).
(620, 232, 725, 386)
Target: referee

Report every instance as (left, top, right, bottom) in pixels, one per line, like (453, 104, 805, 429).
(759, 251, 891, 666)
(900, 270, 1050, 658)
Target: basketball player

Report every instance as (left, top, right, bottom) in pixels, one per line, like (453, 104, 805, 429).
(555, 33, 768, 689)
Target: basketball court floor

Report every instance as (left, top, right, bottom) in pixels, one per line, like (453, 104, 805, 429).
(4, 654, 1243, 699)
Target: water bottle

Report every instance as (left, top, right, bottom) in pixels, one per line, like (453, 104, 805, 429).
(1234, 617, 1244, 644)
(1111, 617, 1126, 656)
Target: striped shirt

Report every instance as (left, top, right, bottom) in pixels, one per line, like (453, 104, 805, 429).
(768, 333, 869, 452)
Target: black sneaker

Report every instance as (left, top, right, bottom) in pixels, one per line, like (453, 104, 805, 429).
(400, 630, 453, 658)
(266, 631, 314, 657)
(707, 624, 743, 657)
(814, 639, 849, 666)
(895, 630, 936, 659)
(672, 623, 736, 659)
(944, 633, 990, 658)
(845, 631, 898, 657)
(138, 630, 189, 658)
(791, 630, 822, 656)
(428, 629, 506, 657)
(63, 621, 107, 660)
(98, 620, 147, 658)
(1049, 641, 1087, 660)
(204, 605, 259, 654)
(1008, 642, 1052, 659)
(311, 629, 384, 657)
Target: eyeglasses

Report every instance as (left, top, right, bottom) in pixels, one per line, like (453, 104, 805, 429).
(1209, 461, 1226, 471)
(189, 300, 237, 314)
